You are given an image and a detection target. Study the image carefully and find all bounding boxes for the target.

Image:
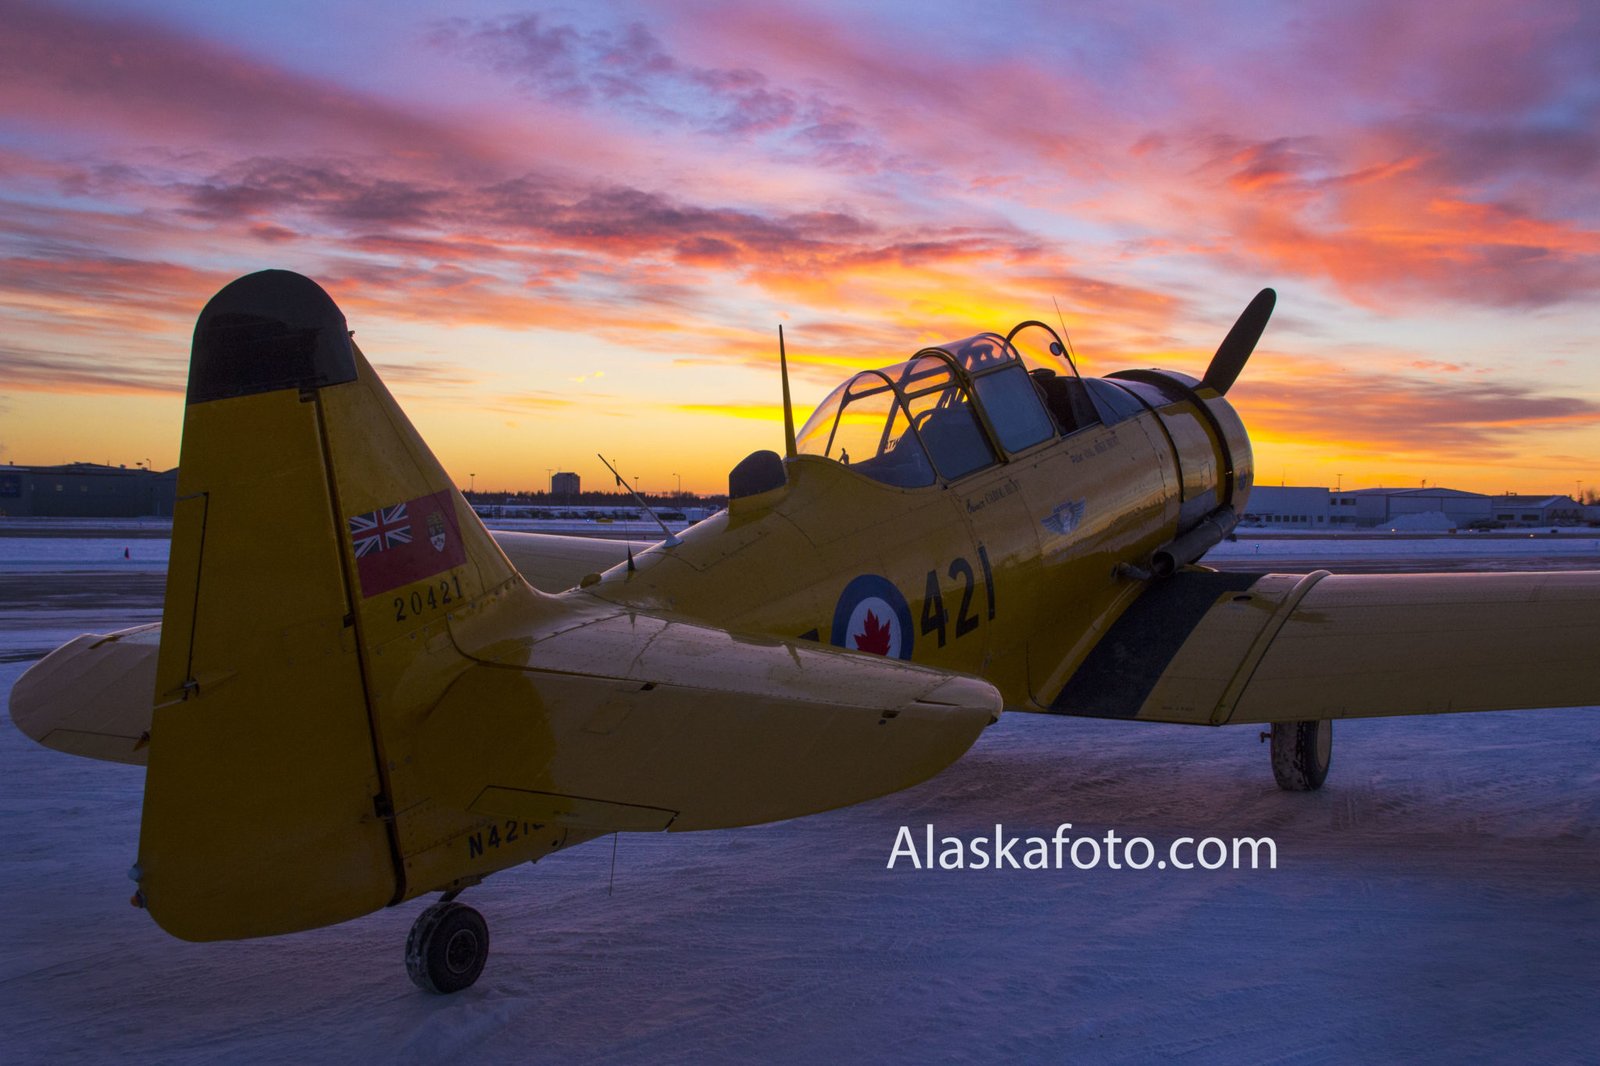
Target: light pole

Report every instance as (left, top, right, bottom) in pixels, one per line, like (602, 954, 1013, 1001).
(469, 472, 476, 494)
(673, 472, 682, 495)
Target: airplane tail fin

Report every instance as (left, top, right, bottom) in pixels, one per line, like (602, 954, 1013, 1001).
(138, 271, 999, 945)
(140, 270, 520, 939)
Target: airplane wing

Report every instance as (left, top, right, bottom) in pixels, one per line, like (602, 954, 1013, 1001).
(490, 530, 636, 592)
(1048, 568, 1600, 724)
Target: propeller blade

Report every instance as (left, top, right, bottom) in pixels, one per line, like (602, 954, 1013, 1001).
(1203, 287, 1276, 395)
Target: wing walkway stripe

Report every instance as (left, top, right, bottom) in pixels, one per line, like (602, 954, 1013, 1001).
(1049, 570, 1261, 718)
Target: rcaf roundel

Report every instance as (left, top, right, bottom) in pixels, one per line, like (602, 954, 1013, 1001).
(830, 574, 914, 660)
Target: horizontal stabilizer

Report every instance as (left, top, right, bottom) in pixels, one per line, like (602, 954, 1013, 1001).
(9, 623, 159, 765)
(4, 527, 644, 768)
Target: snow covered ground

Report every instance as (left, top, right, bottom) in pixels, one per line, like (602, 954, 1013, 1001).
(1207, 531, 1600, 571)
(2, 534, 1598, 1063)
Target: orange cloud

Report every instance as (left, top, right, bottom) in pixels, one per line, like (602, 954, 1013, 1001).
(0, 344, 185, 397)
(1232, 354, 1600, 456)
(674, 402, 786, 421)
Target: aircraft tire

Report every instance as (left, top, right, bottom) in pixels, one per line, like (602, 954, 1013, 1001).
(1270, 719, 1331, 791)
(406, 901, 490, 994)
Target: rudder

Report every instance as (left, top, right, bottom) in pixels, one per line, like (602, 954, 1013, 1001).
(140, 271, 519, 940)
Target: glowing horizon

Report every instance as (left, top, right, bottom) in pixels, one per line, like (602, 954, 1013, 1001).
(1, 0, 1596, 497)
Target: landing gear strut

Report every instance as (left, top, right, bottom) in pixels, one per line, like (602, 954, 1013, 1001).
(406, 900, 490, 994)
(1268, 719, 1331, 791)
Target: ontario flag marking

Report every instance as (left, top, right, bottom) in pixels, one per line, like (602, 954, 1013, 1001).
(346, 488, 466, 596)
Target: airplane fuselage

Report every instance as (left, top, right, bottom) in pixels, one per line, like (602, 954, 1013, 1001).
(581, 374, 1250, 713)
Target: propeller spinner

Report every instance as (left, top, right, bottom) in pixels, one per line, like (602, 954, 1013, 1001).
(1202, 288, 1276, 395)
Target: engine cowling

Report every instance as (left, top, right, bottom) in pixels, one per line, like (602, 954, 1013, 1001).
(1106, 368, 1254, 572)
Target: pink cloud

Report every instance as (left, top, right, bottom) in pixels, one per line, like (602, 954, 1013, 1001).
(0, 255, 228, 334)
(0, 342, 186, 396)
(430, 14, 811, 140)
(1281, 0, 1595, 119)
(0, 0, 499, 166)
(1096, 120, 1600, 310)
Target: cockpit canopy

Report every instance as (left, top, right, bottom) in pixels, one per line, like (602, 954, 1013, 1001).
(795, 322, 1140, 487)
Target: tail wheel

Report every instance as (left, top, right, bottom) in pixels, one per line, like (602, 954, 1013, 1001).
(1270, 719, 1331, 791)
(406, 901, 490, 994)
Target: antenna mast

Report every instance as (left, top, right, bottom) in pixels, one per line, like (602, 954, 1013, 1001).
(1051, 296, 1083, 378)
(596, 453, 681, 548)
(779, 324, 798, 459)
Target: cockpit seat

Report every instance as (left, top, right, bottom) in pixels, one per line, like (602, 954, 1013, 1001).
(1030, 368, 1099, 435)
(916, 407, 993, 480)
(851, 438, 933, 488)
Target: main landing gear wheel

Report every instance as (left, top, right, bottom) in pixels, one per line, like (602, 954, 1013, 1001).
(1269, 719, 1332, 791)
(406, 901, 490, 994)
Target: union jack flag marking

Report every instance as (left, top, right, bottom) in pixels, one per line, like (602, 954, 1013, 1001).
(348, 503, 412, 558)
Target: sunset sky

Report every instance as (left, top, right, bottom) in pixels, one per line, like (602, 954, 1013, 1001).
(1, 0, 1597, 495)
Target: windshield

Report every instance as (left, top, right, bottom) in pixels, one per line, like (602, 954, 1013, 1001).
(796, 364, 935, 487)
(972, 365, 1055, 452)
(897, 356, 995, 480)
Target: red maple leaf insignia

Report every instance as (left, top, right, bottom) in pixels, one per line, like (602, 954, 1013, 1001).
(854, 609, 893, 655)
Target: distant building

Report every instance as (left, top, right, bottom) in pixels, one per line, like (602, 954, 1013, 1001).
(1242, 486, 1331, 527)
(551, 471, 580, 496)
(1342, 487, 1490, 530)
(1490, 495, 1584, 527)
(0, 463, 178, 517)
(1243, 485, 1501, 530)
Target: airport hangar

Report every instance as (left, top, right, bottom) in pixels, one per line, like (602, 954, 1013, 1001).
(0, 463, 178, 518)
(1243, 486, 1594, 530)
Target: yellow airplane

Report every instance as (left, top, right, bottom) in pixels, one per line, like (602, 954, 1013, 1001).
(11, 271, 1599, 994)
